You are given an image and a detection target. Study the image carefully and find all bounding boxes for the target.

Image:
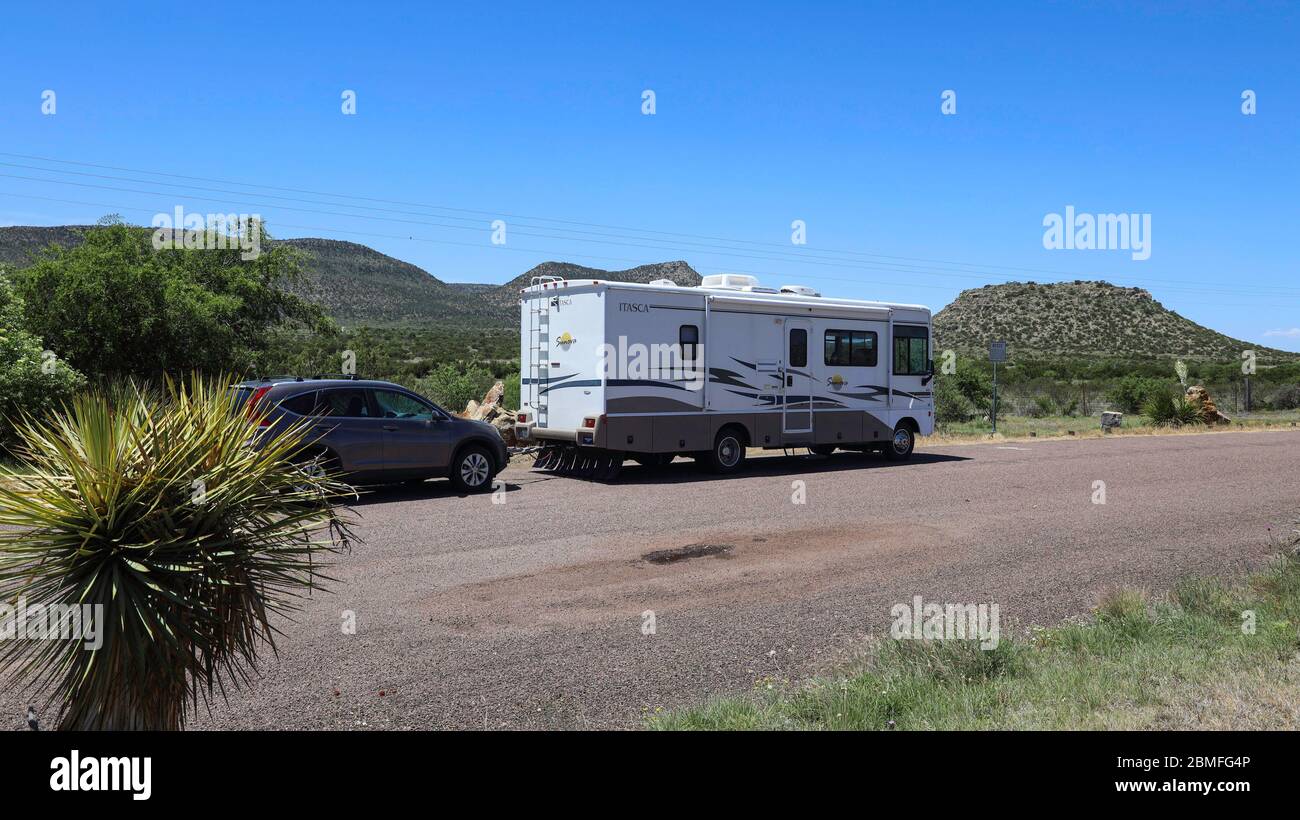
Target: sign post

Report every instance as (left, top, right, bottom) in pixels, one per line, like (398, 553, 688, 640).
(989, 341, 1007, 434)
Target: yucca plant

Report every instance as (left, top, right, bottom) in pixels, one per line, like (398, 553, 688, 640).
(0, 375, 356, 730)
(1141, 389, 1204, 428)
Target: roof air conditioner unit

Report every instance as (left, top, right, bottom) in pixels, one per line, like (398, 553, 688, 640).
(649, 279, 677, 286)
(700, 273, 760, 291)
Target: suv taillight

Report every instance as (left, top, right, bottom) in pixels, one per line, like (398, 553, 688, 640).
(246, 386, 272, 426)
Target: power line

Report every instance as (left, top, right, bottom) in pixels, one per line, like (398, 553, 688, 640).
(2, 189, 1293, 312)
(3, 151, 1292, 297)
(3, 165, 1297, 302)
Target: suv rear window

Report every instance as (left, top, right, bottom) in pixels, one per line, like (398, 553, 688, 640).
(318, 389, 373, 417)
(279, 391, 319, 416)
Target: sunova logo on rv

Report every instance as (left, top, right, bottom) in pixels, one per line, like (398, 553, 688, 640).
(597, 336, 704, 390)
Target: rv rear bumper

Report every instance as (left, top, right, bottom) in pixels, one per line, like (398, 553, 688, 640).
(523, 426, 599, 447)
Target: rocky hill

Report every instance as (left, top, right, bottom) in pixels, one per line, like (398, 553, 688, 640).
(476, 260, 701, 322)
(0, 225, 91, 266)
(275, 238, 481, 325)
(933, 280, 1295, 362)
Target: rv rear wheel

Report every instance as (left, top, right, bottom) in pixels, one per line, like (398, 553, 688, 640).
(705, 428, 747, 474)
(884, 424, 915, 461)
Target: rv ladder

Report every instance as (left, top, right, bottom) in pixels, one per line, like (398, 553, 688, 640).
(527, 276, 562, 427)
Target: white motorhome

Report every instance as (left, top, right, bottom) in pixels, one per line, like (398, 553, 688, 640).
(515, 273, 934, 473)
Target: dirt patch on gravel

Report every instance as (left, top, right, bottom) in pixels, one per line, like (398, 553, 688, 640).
(421, 522, 950, 636)
(642, 543, 734, 564)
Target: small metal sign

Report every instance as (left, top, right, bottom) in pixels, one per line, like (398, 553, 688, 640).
(989, 341, 1007, 363)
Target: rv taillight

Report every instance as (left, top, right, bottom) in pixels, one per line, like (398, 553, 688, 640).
(583, 417, 597, 428)
(517, 412, 528, 423)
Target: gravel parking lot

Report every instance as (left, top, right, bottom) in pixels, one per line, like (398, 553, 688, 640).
(5, 430, 1297, 730)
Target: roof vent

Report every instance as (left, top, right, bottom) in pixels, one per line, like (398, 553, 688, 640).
(780, 285, 821, 297)
(649, 279, 677, 287)
(701, 273, 760, 291)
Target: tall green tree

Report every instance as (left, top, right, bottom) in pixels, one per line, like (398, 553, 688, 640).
(0, 267, 85, 446)
(16, 219, 328, 381)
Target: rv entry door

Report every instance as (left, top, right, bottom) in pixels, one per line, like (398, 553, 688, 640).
(783, 319, 813, 436)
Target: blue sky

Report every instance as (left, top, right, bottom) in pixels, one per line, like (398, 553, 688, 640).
(2, 1, 1298, 349)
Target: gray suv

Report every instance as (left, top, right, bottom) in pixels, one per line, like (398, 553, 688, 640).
(234, 378, 508, 492)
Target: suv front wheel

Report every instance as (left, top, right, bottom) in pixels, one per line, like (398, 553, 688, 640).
(450, 445, 497, 493)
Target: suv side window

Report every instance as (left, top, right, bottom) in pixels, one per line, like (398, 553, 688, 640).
(278, 390, 319, 416)
(318, 388, 373, 418)
(373, 389, 437, 420)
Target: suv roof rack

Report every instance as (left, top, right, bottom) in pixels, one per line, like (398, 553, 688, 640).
(310, 373, 361, 380)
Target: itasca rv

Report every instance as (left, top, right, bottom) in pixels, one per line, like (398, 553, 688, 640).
(515, 273, 933, 476)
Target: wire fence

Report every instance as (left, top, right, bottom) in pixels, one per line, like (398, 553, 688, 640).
(992, 379, 1299, 419)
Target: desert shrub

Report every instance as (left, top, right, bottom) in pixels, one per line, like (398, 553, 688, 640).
(934, 375, 977, 424)
(503, 371, 521, 411)
(951, 360, 992, 412)
(1025, 395, 1057, 418)
(1268, 384, 1300, 411)
(413, 363, 495, 413)
(1108, 375, 1168, 413)
(0, 270, 86, 449)
(0, 375, 355, 729)
(1142, 390, 1204, 427)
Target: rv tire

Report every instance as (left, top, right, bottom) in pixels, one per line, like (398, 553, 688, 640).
(705, 427, 747, 474)
(884, 424, 915, 461)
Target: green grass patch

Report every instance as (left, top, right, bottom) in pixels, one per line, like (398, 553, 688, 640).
(933, 409, 1300, 442)
(651, 547, 1300, 731)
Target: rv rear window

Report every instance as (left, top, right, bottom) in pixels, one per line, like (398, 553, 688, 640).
(824, 330, 877, 367)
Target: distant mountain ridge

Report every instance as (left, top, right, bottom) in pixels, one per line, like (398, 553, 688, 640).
(0, 225, 700, 328)
(479, 260, 701, 321)
(1, 225, 1287, 362)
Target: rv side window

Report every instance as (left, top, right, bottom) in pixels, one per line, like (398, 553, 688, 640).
(893, 325, 930, 375)
(789, 328, 807, 368)
(824, 330, 878, 367)
(679, 325, 700, 364)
